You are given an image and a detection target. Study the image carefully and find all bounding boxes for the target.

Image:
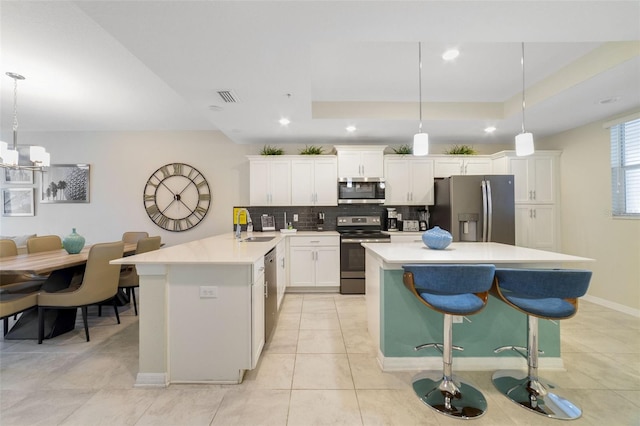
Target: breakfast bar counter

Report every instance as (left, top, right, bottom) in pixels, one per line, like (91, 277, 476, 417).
(361, 242, 593, 372)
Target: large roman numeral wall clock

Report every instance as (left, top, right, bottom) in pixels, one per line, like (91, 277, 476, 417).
(143, 163, 211, 232)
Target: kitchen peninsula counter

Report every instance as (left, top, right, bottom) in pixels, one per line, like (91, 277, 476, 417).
(111, 231, 337, 387)
(361, 241, 593, 372)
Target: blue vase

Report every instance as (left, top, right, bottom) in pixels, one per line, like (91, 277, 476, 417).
(63, 228, 85, 254)
(422, 226, 453, 250)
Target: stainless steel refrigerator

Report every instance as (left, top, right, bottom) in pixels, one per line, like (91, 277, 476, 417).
(430, 175, 515, 244)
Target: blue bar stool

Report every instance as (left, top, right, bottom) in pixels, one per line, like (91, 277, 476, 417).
(491, 268, 592, 420)
(402, 264, 496, 419)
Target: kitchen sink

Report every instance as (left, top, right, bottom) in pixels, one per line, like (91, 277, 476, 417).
(241, 236, 275, 242)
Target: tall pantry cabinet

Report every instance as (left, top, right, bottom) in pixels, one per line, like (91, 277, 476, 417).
(492, 151, 561, 252)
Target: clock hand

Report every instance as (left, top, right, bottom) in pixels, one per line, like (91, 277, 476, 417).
(159, 180, 177, 195)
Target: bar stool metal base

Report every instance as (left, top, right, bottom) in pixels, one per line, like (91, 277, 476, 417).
(492, 370, 582, 420)
(412, 371, 487, 419)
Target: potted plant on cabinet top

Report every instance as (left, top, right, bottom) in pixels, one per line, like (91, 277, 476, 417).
(444, 144, 477, 155)
(260, 145, 285, 155)
(392, 144, 412, 155)
(299, 145, 324, 155)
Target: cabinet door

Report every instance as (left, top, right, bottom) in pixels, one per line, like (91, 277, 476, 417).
(531, 157, 555, 203)
(464, 158, 492, 175)
(249, 161, 271, 206)
(384, 159, 410, 204)
(434, 158, 464, 177)
(288, 246, 315, 287)
(315, 246, 340, 287)
(337, 151, 362, 177)
(290, 160, 314, 205)
(313, 158, 338, 205)
(276, 241, 286, 310)
(251, 272, 265, 369)
(531, 205, 556, 250)
(514, 205, 532, 247)
(268, 160, 291, 206)
(409, 159, 434, 205)
(510, 158, 531, 203)
(360, 151, 384, 177)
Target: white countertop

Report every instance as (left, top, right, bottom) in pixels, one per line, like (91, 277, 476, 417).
(362, 241, 593, 265)
(111, 230, 339, 266)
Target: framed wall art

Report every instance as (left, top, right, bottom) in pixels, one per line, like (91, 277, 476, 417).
(40, 164, 90, 203)
(2, 188, 35, 216)
(3, 168, 34, 185)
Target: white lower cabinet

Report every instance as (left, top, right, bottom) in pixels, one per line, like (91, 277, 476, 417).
(288, 235, 340, 288)
(251, 258, 265, 369)
(515, 204, 556, 251)
(276, 240, 286, 310)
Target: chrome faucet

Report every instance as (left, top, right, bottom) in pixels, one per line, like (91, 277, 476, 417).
(235, 208, 252, 239)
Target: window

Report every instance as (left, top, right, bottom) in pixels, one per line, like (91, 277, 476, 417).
(611, 117, 640, 217)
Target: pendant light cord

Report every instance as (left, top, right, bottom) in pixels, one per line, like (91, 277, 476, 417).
(418, 42, 423, 133)
(521, 42, 526, 134)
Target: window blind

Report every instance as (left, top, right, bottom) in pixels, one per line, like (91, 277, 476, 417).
(611, 118, 640, 217)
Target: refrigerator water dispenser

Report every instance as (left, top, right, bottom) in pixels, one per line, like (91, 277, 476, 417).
(458, 213, 479, 242)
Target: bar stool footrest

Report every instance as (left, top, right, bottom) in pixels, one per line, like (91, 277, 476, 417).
(412, 371, 487, 419)
(492, 370, 581, 420)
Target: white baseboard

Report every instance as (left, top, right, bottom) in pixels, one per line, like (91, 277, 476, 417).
(135, 373, 168, 388)
(377, 350, 565, 372)
(583, 295, 640, 317)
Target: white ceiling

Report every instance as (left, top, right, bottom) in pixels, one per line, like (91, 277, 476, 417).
(1, 1, 639, 147)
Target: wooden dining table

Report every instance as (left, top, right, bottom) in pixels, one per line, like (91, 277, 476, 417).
(0, 242, 138, 340)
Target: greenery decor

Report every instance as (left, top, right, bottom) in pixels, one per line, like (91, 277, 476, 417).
(299, 145, 324, 155)
(392, 144, 412, 155)
(260, 145, 285, 155)
(444, 145, 477, 155)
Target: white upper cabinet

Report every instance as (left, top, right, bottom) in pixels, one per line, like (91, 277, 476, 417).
(248, 157, 291, 206)
(492, 151, 560, 204)
(384, 156, 434, 205)
(335, 145, 386, 178)
(432, 156, 493, 178)
(290, 157, 337, 206)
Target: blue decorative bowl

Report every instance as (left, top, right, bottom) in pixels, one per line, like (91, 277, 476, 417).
(422, 226, 453, 250)
(63, 228, 85, 254)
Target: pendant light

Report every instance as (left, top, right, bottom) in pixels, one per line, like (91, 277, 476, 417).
(515, 43, 535, 156)
(413, 42, 429, 156)
(0, 72, 50, 170)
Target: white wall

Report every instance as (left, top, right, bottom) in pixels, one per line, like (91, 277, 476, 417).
(1, 131, 251, 247)
(539, 110, 640, 314)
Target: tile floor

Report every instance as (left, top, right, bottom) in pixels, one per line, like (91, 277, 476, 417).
(0, 294, 638, 425)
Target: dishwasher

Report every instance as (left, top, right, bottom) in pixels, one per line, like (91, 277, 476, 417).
(264, 248, 278, 341)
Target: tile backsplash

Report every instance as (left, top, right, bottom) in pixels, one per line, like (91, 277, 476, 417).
(233, 205, 428, 232)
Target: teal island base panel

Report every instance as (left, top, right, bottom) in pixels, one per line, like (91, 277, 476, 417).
(380, 269, 560, 360)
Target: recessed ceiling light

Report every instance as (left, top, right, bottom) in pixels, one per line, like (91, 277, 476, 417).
(484, 126, 497, 133)
(598, 96, 621, 105)
(279, 118, 291, 126)
(346, 125, 357, 132)
(442, 49, 460, 61)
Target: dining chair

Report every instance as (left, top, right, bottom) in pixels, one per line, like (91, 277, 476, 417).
(1, 292, 38, 336)
(121, 231, 149, 244)
(118, 236, 161, 315)
(0, 239, 45, 294)
(26, 235, 63, 253)
(36, 241, 124, 344)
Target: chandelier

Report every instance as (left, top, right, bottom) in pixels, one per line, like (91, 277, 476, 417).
(0, 72, 50, 170)
(515, 43, 535, 156)
(413, 42, 429, 156)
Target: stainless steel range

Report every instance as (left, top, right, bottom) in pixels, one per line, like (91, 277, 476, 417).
(337, 215, 391, 294)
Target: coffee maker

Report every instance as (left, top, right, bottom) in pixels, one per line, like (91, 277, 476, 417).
(384, 208, 398, 232)
(317, 212, 325, 231)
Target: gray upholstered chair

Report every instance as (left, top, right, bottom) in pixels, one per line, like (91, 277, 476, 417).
(1, 292, 38, 336)
(0, 239, 45, 294)
(491, 268, 592, 420)
(27, 235, 62, 253)
(402, 264, 496, 419)
(37, 241, 124, 343)
(118, 236, 161, 315)
(121, 231, 149, 244)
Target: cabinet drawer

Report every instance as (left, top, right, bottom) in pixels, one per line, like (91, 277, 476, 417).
(288, 235, 339, 247)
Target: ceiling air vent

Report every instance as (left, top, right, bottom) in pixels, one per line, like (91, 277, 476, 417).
(217, 90, 239, 103)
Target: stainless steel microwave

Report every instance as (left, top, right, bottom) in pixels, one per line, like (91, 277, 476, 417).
(337, 177, 386, 204)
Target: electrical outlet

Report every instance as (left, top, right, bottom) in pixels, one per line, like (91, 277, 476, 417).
(293, 214, 298, 222)
(453, 315, 464, 324)
(199, 286, 218, 298)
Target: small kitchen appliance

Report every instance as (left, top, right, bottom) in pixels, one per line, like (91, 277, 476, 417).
(384, 208, 398, 232)
(317, 212, 325, 231)
(260, 214, 275, 231)
(402, 220, 420, 232)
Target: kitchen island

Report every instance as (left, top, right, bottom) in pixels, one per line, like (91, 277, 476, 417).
(111, 231, 337, 387)
(362, 241, 593, 372)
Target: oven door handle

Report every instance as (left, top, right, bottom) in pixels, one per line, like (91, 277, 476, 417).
(341, 238, 391, 243)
